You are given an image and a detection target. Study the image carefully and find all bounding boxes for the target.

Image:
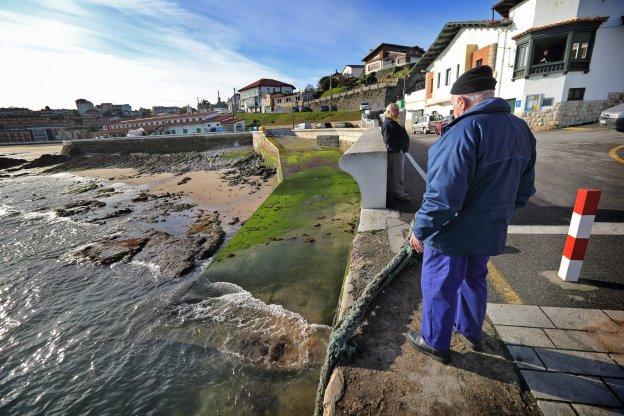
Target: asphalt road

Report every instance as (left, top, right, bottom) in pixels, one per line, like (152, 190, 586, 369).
(398, 124, 624, 310)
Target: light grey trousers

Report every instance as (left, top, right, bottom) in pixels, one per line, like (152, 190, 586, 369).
(387, 151, 406, 198)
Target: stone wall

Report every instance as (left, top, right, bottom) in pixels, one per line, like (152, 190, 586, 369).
(307, 82, 402, 112)
(292, 128, 368, 154)
(521, 92, 624, 131)
(62, 133, 252, 155)
(251, 131, 284, 182)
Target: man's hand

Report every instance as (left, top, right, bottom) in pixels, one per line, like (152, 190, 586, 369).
(409, 233, 424, 253)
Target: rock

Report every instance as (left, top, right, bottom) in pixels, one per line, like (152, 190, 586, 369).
(96, 187, 115, 195)
(170, 202, 194, 212)
(90, 208, 133, 222)
(177, 177, 191, 185)
(77, 237, 148, 265)
(21, 154, 69, 169)
(186, 212, 225, 258)
(227, 216, 240, 225)
(71, 183, 99, 194)
(132, 231, 197, 277)
(132, 192, 149, 202)
(0, 157, 27, 170)
(55, 199, 106, 216)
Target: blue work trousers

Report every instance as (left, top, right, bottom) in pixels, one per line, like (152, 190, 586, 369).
(420, 246, 490, 351)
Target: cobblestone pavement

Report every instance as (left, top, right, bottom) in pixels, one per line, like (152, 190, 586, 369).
(488, 303, 624, 415)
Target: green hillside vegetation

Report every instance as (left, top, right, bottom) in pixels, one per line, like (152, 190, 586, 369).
(240, 110, 361, 127)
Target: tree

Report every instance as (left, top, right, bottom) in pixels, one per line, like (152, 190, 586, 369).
(317, 76, 331, 92)
(198, 99, 211, 110)
(305, 84, 315, 92)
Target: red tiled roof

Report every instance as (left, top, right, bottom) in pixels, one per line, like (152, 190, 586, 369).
(512, 16, 609, 39)
(362, 43, 425, 62)
(238, 78, 295, 92)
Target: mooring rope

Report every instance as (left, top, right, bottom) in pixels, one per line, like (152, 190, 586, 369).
(313, 241, 421, 416)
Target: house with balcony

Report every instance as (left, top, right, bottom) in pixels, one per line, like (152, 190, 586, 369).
(404, 0, 624, 131)
(238, 78, 295, 113)
(363, 43, 424, 75)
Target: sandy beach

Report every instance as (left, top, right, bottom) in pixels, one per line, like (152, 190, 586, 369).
(75, 167, 277, 226)
(0, 143, 64, 160)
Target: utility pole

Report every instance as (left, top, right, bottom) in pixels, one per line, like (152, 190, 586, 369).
(329, 69, 337, 112)
(232, 87, 237, 115)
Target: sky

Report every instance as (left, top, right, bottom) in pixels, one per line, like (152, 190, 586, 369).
(0, 0, 497, 110)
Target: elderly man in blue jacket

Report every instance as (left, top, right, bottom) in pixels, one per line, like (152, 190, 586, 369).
(408, 65, 536, 363)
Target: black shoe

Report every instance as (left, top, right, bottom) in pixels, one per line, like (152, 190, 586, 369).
(457, 333, 485, 352)
(407, 331, 451, 364)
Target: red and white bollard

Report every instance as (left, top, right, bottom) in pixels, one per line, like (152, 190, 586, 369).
(558, 188, 601, 282)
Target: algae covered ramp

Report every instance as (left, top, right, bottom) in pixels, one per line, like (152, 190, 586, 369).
(202, 135, 360, 325)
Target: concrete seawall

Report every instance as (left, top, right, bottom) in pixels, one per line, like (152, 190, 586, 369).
(61, 133, 252, 155)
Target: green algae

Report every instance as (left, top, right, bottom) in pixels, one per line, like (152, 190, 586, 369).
(202, 139, 360, 325)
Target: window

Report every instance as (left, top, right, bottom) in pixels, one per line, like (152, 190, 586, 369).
(567, 88, 585, 101)
(541, 97, 554, 107)
(196, 128, 201, 133)
(437, 72, 440, 88)
(515, 43, 529, 69)
(531, 35, 567, 65)
(456, 64, 460, 79)
(445, 68, 451, 86)
(183, 128, 188, 134)
(475, 58, 483, 67)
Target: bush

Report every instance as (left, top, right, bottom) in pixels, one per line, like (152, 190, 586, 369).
(364, 72, 377, 85)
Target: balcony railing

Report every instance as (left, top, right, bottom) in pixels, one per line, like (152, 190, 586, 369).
(528, 61, 565, 75)
(513, 61, 566, 79)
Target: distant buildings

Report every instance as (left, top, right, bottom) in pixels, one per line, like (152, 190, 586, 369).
(152, 106, 182, 115)
(75, 99, 94, 116)
(227, 93, 240, 114)
(362, 43, 424, 74)
(238, 78, 296, 112)
(97, 111, 245, 138)
(341, 64, 365, 78)
(265, 90, 314, 113)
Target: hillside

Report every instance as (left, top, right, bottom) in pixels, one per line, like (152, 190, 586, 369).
(239, 110, 361, 127)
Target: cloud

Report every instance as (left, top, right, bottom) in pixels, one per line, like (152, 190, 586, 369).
(0, 0, 301, 109)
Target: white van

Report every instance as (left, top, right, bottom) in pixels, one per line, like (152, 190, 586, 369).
(413, 114, 443, 134)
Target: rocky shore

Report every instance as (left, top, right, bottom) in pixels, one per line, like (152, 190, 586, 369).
(0, 145, 278, 279)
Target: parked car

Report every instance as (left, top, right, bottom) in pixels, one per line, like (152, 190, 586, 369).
(292, 106, 300, 112)
(301, 106, 312, 112)
(359, 102, 370, 111)
(600, 103, 624, 132)
(324, 122, 333, 128)
(320, 105, 329, 112)
(413, 114, 444, 134)
(434, 115, 455, 135)
(330, 105, 338, 111)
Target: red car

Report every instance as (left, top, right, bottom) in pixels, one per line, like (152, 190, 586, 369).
(434, 115, 455, 135)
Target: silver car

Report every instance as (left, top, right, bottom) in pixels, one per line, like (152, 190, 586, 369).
(600, 103, 624, 132)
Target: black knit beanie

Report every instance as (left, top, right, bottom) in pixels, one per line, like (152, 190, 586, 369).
(450, 65, 497, 94)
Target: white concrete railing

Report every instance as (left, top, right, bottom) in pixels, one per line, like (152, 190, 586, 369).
(338, 127, 387, 209)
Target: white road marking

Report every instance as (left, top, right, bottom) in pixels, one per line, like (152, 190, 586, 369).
(405, 152, 427, 181)
(507, 223, 624, 235)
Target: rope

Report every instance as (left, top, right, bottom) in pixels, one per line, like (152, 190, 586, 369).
(314, 241, 421, 416)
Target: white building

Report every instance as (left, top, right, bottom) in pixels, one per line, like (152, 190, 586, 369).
(99, 112, 245, 137)
(341, 64, 365, 78)
(238, 78, 295, 113)
(405, 0, 624, 131)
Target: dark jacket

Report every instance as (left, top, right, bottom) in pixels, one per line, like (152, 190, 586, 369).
(412, 97, 536, 256)
(381, 117, 410, 153)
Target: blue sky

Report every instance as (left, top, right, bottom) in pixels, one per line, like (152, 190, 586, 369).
(0, 0, 497, 109)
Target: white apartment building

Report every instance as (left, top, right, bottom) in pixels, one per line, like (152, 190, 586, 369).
(341, 64, 365, 78)
(405, 0, 624, 131)
(99, 112, 244, 137)
(238, 78, 295, 113)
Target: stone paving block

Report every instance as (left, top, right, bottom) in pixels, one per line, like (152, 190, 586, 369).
(487, 303, 555, 328)
(534, 348, 624, 377)
(604, 377, 624, 403)
(544, 329, 624, 353)
(520, 370, 621, 406)
(541, 307, 621, 332)
(537, 400, 576, 416)
(358, 209, 390, 232)
(573, 404, 624, 416)
(604, 310, 624, 326)
(496, 326, 556, 348)
(507, 345, 546, 370)
(387, 223, 410, 254)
